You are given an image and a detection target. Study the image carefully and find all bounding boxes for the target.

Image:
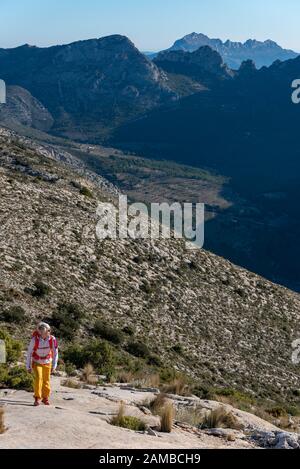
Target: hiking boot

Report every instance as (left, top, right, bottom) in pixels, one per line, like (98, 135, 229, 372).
(34, 398, 40, 407)
(42, 398, 50, 406)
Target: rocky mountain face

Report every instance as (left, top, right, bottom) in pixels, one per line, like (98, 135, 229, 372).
(0, 36, 176, 140)
(0, 85, 54, 132)
(168, 32, 299, 68)
(0, 127, 300, 409)
(154, 46, 234, 87)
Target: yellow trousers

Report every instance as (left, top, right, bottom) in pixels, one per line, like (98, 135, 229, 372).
(33, 363, 51, 399)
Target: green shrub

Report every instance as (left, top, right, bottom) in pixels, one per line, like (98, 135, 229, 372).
(110, 403, 146, 431)
(0, 306, 26, 324)
(63, 340, 115, 378)
(126, 341, 150, 359)
(80, 186, 93, 198)
(112, 415, 146, 431)
(159, 367, 176, 384)
(65, 362, 77, 377)
(31, 281, 51, 299)
(147, 354, 162, 367)
(122, 326, 134, 336)
(171, 344, 184, 355)
(0, 365, 33, 391)
(52, 302, 85, 339)
(94, 320, 123, 345)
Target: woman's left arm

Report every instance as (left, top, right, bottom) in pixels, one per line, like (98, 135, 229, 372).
(52, 336, 58, 371)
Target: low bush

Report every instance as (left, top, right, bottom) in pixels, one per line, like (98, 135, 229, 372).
(0, 306, 26, 324)
(63, 340, 115, 379)
(122, 326, 134, 336)
(31, 281, 51, 299)
(80, 186, 93, 198)
(94, 320, 123, 345)
(126, 341, 150, 359)
(0, 366, 33, 391)
(52, 303, 85, 339)
(110, 403, 146, 432)
(171, 344, 184, 355)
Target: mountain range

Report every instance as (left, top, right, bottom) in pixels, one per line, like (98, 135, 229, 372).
(167, 32, 299, 69)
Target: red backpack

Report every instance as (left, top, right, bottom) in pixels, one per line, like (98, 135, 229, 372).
(32, 331, 55, 361)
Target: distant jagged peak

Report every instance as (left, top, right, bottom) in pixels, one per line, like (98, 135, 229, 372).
(168, 32, 298, 68)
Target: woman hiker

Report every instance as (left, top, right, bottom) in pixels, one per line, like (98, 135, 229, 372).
(26, 322, 58, 406)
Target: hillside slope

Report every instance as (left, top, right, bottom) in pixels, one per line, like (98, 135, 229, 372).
(0, 127, 300, 407)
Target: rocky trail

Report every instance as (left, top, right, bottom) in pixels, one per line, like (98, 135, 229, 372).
(1, 377, 299, 449)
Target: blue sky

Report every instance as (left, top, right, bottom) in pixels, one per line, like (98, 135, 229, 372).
(1, 0, 299, 51)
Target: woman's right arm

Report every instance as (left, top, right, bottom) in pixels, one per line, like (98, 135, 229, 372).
(26, 338, 34, 371)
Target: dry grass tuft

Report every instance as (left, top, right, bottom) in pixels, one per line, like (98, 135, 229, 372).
(148, 393, 168, 415)
(201, 407, 243, 430)
(160, 402, 175, 433)
(81, 363, 98, 385)
(162, 377, 189, 396)
(61, 378, 81, 389)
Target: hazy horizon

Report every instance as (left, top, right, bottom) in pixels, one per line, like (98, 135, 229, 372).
(1, 0, 300, 52)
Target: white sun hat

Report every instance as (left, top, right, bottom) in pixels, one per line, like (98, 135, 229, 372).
(37, 322, 51, 331)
